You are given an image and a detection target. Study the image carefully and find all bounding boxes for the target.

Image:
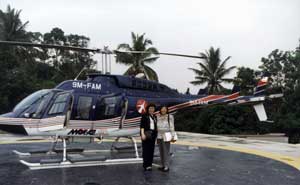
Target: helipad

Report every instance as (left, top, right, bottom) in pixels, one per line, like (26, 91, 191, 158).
(0, 132, 300, 185)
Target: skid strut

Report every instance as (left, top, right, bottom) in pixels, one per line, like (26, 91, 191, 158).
(47, 135, 59, 155)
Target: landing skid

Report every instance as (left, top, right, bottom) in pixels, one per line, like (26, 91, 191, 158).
(13, 150, 31, 157)
(16, 136, 143, 170)
(20, 158, 142, 170)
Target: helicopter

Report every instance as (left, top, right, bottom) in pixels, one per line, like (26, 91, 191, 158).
(0, 40, 283, 169)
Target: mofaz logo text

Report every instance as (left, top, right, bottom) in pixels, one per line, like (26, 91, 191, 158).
(72, 82, 101, 90)
(68, 129, 96, 135)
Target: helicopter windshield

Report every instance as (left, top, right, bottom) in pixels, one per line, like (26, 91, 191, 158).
(13, 89, 52, 112)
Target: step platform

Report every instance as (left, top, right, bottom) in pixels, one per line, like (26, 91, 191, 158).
(68, 154, 106, 162)
(112, 144, 141, 153)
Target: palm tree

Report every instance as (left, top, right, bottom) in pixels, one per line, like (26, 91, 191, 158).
(0, 5, 29, 41)
(0, 5, 40, 68)
(189, 47, 236, 94)
(116, 32, 159, 81)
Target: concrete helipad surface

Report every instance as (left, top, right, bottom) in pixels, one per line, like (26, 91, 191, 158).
(176, 132, 300, 169)
(0, 132, 300, 185)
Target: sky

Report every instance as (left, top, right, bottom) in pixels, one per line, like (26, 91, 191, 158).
(1, 0, 300, 93)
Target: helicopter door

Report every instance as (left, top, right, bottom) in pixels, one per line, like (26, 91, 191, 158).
(38, 91, 73, 132)
(95, 94, 127, 127)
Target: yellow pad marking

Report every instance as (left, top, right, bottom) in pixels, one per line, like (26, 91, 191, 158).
(176, 141, 300, 170)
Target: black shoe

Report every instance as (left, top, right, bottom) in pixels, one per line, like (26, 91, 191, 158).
(158, 166, 164, 171)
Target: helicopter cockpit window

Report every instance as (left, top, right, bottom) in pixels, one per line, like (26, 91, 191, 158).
(48, 93, 69, 115)
(13, 89, 51, 113)
(95, 96, 121, 119)
(32, 91, 54, 118)
(75, 96, 93, 120)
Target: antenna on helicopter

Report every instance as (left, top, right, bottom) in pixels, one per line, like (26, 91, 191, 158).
(74, 66, 88, 80)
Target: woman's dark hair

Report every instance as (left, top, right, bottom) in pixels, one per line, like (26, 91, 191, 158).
(160, 106, 170, 123)
(146, 103, 156, 114)
(159, 106, 169, 114)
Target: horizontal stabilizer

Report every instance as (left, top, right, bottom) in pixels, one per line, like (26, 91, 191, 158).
(267, 93, 283, 99)
(253, 103, 267, 121)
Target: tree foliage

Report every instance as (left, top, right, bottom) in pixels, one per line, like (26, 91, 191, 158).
(42, 28, 96, 82)
(178, 42, 300, 135)
(0, 5, 96, 114)
(234, 67, 258, 95)
(259, 48, 300, 92)
(115, 32, 159, 81)
(0, 5, 29, 41)
(175, 106, 264, 134)
(269, 41, 300, 133)
(189, 47, 236, 94)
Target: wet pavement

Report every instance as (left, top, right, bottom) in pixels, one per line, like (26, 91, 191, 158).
(178, 132, 300, 158)
(0, 141, 300, 185)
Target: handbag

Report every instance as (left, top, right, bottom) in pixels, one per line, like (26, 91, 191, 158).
(162, 115, 178, 142)
(163, 132, 178, 142)
(144, 130, 153, 140)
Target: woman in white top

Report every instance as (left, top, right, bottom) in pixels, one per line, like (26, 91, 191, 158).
(157, 106, 176, 172)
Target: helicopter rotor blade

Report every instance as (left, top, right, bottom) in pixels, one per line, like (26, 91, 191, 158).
(0, 41, 205, 59)
(141, 56, 160, 62)
(114, 50, 205, 59)
(0, 40, 102, 53)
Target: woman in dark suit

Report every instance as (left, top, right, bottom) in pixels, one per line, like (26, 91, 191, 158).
(140, 103, 157, 171)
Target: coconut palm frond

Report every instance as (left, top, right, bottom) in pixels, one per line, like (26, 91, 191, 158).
(124, 65, 141, 76)
(189, 68, 203, 76)
(144, 65, 158, 82)
(117, 32, 159, 81)
(141, 56, 160, 64)
(198, 62, 213, 78)
(216, 56, 231, 73)
(221, 78, 236, 83)
(115, 52, 135, 65)
(190, 80, 206, 85)
(117, 43, 131, 50)
(190, 47, 235, 94)
(141, 47, 158, 60)
(218, 66, 236, 77)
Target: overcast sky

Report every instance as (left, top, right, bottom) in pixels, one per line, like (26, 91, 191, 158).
(1, 0, 300, 93)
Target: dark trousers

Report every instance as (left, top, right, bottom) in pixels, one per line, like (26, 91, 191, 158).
(142, 137, 156, 168)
